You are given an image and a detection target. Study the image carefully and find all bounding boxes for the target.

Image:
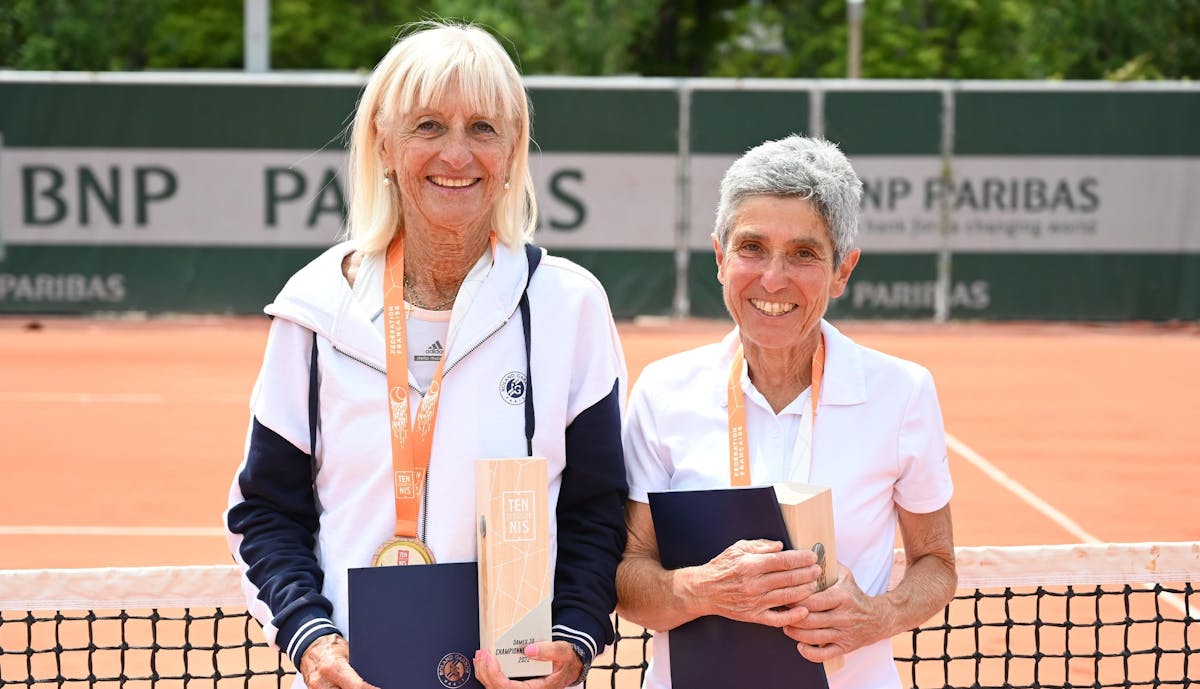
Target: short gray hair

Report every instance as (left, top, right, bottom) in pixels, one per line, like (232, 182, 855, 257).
(713, 135, 862, 266)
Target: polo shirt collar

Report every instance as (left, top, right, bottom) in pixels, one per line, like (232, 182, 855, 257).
(716, 319, 867, 410)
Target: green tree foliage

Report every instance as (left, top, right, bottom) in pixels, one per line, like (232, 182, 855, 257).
(1027, 0, 1200, 80)
(433, 0, 660, 75)
(704, 0, 1200, 79)
(711, 0, 1040, 78)
(144, 1, 243, 69)
(1, 0, 162, 70)
(140, 0, 425, 70)
(266, 0, 423, 71)
(625, 0, 744, 76)
(2, 0, 1198, 79)
(857, 0, 1039, 79)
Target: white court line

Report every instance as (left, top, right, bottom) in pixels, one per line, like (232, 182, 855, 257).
(946, 432, 1194, 619)
(0, 392, 244, 404)
(0, 526, 225, 537)
(947, 433, 1100, 543)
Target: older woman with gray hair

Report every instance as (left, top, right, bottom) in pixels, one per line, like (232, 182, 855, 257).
(616, 135, 956, 688)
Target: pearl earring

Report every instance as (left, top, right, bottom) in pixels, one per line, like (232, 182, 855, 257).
(503, 180, 511, 190)
(383, 168, 391, 186)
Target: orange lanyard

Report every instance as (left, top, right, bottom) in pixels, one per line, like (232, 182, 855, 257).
(382, 238, 448, 538)
(726, 334, 825, 486)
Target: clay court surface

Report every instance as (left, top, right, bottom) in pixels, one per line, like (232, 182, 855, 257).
(2, 314, 1197, 570)
(1, 315, 1198, 688)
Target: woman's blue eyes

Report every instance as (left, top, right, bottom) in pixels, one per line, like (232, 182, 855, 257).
(414, 120, 496, 134)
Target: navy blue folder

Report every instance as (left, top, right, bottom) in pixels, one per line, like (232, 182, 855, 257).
(648, 486, 830, 689)
(348, 563, 484, 689)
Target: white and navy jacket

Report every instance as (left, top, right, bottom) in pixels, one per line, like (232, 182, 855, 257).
(225, 240, 628, 676)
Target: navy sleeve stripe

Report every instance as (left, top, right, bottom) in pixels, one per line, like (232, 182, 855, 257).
(552, 379, 628, 652)
(552, 624, 598, 661)
(228, 417, 338, 659)
(286, 618, 339, 666)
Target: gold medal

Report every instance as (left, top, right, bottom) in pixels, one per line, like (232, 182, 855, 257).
(378, 239, 447, 568)
(371, 536, 436, 566)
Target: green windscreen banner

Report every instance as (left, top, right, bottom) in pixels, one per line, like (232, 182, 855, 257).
(1, 75, 1197, 320)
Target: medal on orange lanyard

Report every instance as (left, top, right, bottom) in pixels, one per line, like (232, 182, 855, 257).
(726, 334, 825, 487)
(372, 237, 441, 566)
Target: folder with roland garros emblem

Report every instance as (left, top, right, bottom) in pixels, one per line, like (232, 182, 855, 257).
(348, 563, 483, 689)
(648, 483, 834, 689)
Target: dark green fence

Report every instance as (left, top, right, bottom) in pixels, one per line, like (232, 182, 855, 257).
(2, 75, 1197, 320)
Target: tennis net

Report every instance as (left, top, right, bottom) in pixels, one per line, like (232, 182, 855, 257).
(1, 542, 1196, 688)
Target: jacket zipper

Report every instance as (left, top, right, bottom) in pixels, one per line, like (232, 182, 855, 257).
(418, 317, 510, 540)
(329, 345, 385, 374)
(330, 312, 514, 544)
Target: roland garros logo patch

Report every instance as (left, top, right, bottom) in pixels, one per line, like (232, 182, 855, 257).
(437, 652, 472, 688)
(499, 371, 527, 405)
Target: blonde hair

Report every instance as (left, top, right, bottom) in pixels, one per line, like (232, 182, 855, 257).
(345, 20, 536, 253)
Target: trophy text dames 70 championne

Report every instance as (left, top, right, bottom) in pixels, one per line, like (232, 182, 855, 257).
(476, 457, 553, 678)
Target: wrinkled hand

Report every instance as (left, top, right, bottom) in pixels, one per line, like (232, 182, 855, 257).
(782, 564, 885, 662)
(298, 634, 377, 689)
(473, 641, 584, 689)
(688, 539, 822, 628)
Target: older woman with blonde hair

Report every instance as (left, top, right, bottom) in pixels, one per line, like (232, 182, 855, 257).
(225, 20, 627, 689)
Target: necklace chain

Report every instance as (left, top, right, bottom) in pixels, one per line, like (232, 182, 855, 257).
(403, 274, 457, 311)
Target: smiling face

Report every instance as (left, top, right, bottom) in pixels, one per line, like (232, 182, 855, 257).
(379, 92, 513, 239)
(715, 195, 859, 356)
